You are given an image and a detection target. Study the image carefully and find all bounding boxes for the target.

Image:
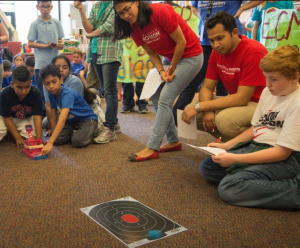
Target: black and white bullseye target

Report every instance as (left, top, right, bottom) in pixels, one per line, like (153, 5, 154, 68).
(81, 197, 187, 248)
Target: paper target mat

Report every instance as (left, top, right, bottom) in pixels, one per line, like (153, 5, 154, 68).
(81, 196, 187, 248)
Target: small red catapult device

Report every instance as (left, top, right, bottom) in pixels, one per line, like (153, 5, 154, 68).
(22, 125, 48, 160)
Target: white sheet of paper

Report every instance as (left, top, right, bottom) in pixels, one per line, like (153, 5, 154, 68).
(177, 109, 197, 140)
(140, 65, 169, 100)
(184, 143, 227, 156)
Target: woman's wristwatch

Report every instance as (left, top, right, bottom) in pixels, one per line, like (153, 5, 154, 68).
(194, 102, 201, 113)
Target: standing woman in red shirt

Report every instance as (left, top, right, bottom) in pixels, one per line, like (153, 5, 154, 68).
(113, 1, 203, 161)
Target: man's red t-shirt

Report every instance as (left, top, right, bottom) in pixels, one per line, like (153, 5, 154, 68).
(206, 35, 267, 103)
(131, 3, 202, 61)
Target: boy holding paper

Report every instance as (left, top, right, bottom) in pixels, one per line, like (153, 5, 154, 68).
(200, 45, 300, 210)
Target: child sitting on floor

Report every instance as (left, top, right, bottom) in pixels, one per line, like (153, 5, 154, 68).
(71, 49, 84, 74)
(200, 45, 300, 210)
(25, 56, 37, 87)
(0, 66, 43, 146)
(2, 60, 12, 89)
(11, 53, 25, 71)
(40, 64, 98, 155)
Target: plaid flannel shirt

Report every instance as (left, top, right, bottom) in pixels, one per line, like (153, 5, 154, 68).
(87, 1, 123, 64)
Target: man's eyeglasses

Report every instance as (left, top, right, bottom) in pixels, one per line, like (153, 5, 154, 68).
(39, 5, 52, 10)
(115, 1, 135, 18)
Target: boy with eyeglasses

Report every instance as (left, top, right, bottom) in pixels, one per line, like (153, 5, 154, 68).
(27, 1, 65, 118)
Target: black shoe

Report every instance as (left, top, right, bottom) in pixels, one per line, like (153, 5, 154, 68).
(138, 106, 148, 114)
(120, 106, 134, 113)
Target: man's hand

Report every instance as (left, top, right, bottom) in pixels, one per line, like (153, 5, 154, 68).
(16, 137, 25, 147)
(202, 111, 216, 132)
(211, 153, 238, 167)
(181, 104, 198, 124)
(41, 142, 53, 155)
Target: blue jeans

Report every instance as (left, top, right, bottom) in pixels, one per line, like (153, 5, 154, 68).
(91, 53, 120, 130)
(200, 144, 300, 210)
(147, 54, 203, 150)
(122, 82, 147, 109)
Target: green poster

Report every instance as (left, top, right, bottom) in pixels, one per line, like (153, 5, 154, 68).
(260, 9, 300, 52)
(117, 37, 155, 83)
(173, 6, 200, 36)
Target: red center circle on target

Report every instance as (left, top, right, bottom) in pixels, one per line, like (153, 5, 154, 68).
(121, 214, 139, 223)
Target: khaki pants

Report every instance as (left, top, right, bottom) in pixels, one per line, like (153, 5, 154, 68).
(0, 116, 35, 141)
(86, 62, 101, 89)
(196, 101, 257, 140)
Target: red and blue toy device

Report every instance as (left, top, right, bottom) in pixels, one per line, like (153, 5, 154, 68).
(22, 125, 48, 160)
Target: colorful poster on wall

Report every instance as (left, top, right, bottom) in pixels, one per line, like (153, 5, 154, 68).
(260, 9, 300, 52)
(117, 38, 155, 83)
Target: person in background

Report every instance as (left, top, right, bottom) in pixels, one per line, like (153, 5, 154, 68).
(113, 1, 203, 161)
(0, 66, 43, 146)
(2, 60, 12, 89)
(200, 45, 300, 210)
(252, 1, 294, 42)
(0, 18, 9, 92)
(40, 64, 98, 154)
(74, 0, 123, 144)
(27, 0, 65, 117)
(11, 53, 25, 71)
(172, 0, 264, 126)
(71, 49, 84, 73)
(25, 56, 37, 87)
(243, 9, 254, 39)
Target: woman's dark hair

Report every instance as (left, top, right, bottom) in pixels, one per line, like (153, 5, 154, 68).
(205, 11, 237, 35)
(84, 88, 97, 105)
(12, 66, 31, 83)
(40, 64, 61, 81)
(113, 1, 153, 42)
(51, 55, 71, 71)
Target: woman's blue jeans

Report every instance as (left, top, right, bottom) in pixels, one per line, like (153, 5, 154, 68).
(91, 53, 119, 130)
(147, 54, 203, 150)
(200, 144, 300, 210)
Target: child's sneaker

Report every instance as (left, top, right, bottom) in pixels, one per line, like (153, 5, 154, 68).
(114, 123, 121, 134)
(138, 106, 148, 114)
(94, 127, 116, 144)
(120, 106, 134, 113)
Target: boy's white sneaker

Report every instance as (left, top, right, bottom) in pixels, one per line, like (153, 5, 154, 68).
(94, 127, 116, 144)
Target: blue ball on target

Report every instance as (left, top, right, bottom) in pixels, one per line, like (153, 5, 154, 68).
(147, 230, 163, 240)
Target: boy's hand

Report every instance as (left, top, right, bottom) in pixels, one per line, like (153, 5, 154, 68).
(211, 153, 237, 167)
(46, 42, 56, 48)
(16, 137, 25, 147)
(208, 142, 229, 151)
(44, 129, 52, 137)
(41, 142, 53, 155)
(56, 42, 64, 50)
